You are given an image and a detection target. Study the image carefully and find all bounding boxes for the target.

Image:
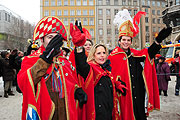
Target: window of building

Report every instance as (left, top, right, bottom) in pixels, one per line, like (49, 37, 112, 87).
(83, 10, 88, 15)
(162, 1, 166, 7)
(157, 10, 160, 15)
(106, 9, 111, 15)
(51, 0, 55, 6)
(98, 19, 103, 25)
(157, 1, 160, 6)
(64, 10, 68, 16)
(122, 0, 126, 5)
(89, 18, 94, 25)
(107, 29, 111, 34)
(114, 9, 118, 15)
(45, 0, 49, 6)
(98, 9, 103, 15)
(128, 0, 131, 5)
(90, 29, 94, 37)
(64, 0, 68, 5)
(157, 19, 160, 24)
(134, 9, 137, 15)
(83, 18, 88, 25)
(99, 29, 103, 35)
(76, 18, 81, 22)
(133, 0, 137, 5)
(142, 0, 145, 5)
(89, 10, 94, 15)
(70, 10, 75, 15)
(147, 0, 150, 6)
(158, 27, 161, 32)
(70, 0, 75, 5)
(115, 29, 119, 35)
(83, 0, 87, 5)
(0, 12, 1, 20)
(89, 0, 93, 5)
(146, 34, 149, 42)
(152, 10, 155, 15)
(98, 0, 103, 5)
(146, 26, 149, 32)
(57, 10, 62, 16)
(8, 14, 10, 22)
(114, 0, 118, 5)
(145, 17, 148, 23)
(64, 18, 68, 25)
(176, 0, 180, 5)
(51, 10, 55, 16)
(152, 18, 156, 24)
(44, 10, 49, 16)
(153, 27, 156, 32)
(145, 8, 148, 14)
(152, 1, 155, 6)
(77, 10, 81, 15)
(57, 0, 62, 6)
(107, 19, 111, 25)
(106, 0, 110, 5)
(77, 0, 81, 5)
(70, 18, 74, 24)
(128, 9, 132, 15)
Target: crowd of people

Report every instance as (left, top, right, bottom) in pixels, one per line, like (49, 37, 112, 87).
(0, 9, 177, 120)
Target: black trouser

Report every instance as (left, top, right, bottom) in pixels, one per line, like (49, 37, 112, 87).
(175, 77, 180, 94)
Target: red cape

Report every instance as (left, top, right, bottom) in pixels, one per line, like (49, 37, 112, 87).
(108, 47, 160, 120)
(17, 46, 78, 120)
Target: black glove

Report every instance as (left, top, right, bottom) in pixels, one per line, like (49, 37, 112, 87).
(74, 88, 87, 108)
(75, 20, 83, 33)
(40, 34, 64, 63)
(156, 27, 172, 43)
(115, 79, 127, 96)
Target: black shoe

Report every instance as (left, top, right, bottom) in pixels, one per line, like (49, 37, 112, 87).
(8, 91, 15, 96)
(4, 91, 8, 98)
(163, 90, 168, 96)
(0, 95, 2, 97)
(175, 93, 179, 96)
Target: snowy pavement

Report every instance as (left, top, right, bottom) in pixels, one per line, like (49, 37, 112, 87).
(0, 76, 179, 120)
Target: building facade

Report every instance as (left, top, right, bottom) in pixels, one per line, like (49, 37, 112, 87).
(40, 0, 167, 49)
(0, 4, 34, 51)
(162, 0, 180, 43)
(40, 0, 96, 46)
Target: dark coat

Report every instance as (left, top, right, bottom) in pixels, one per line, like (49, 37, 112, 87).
(75, 49, 113, 120)
(1, 58, 15, 81)
(156, 62, 170, 90)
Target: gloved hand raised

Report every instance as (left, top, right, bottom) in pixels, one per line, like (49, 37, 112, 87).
(40, 34, 64, 63)
(70, 20, 86, 47)
(115, 79, 128, 96)
(74, 88, 87, 108)
(156, 27, 172, 43)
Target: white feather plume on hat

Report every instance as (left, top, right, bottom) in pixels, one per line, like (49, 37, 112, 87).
(113, 9, 135, 31)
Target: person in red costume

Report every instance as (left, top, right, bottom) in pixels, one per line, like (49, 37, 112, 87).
(108, 9, 172, 120)
(17, 16, 87, 120)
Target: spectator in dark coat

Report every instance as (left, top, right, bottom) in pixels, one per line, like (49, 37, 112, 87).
(156, 56, 171, 96)
(1, 51, 16, 98)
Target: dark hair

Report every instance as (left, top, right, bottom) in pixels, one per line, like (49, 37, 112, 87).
(86, 39, 93, 46)
(119, 36, 132, 42)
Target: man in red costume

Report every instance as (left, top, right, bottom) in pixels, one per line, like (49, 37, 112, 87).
(108, 9, 172, 120)
(17, 16, 87, 120)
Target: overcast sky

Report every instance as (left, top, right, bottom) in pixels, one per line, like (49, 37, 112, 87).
(0, 0, 40, 24)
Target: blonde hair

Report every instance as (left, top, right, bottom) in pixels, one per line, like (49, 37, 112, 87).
(87, 44, 108, 63)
